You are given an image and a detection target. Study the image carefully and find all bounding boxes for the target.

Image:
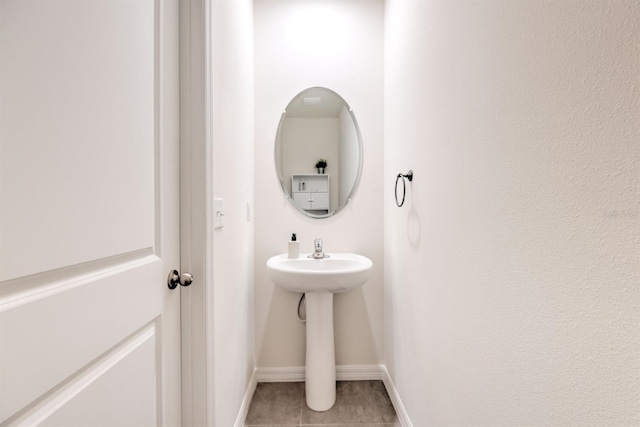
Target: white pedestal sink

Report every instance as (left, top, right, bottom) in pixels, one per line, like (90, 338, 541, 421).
(266, 253, 373, 411)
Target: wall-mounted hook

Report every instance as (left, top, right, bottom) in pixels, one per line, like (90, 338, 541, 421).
(395, 170, 413, 207)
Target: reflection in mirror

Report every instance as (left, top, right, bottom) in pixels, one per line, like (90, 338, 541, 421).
(275, 87, 363, 218)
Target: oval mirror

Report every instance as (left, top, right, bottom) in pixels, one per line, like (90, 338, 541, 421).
(275, 87, 363, 218)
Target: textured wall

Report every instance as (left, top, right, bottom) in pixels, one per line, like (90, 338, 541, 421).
(384, 1, 640, 425)
(254, 0, 384, 369)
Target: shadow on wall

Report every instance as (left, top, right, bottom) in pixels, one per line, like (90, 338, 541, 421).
(334, 286, 378, 365)
(395, 182, 422, 249)
(258, 286, 307, 368)
(406, 186, 421, 250)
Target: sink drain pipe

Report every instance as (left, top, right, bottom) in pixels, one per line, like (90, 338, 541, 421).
(297, 293, 306, 323)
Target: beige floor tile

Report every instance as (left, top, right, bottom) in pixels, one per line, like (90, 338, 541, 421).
(245, 380, 398, 427)
(245, 382, 304, 426)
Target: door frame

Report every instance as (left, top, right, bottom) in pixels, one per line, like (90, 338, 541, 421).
(179, 0, 214, 425)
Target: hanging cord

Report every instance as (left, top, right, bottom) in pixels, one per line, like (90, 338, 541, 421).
(297, 293, 306, 323)
(395, 170, 414, 207)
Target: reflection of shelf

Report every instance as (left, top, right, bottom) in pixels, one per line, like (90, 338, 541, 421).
(292, 174, 330, 213)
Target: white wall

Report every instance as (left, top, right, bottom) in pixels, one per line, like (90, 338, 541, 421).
(384, 1, 640, 425)
(211, 0, 255, 425)
(254, 0, 384, 369)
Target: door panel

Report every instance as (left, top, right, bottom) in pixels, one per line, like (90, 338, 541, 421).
(1, 259, 160, 421)
(40, 331, 158, 427)
(11, 321, 159, 427)
(0, 0, 156, 281)
(0, 0, 181, 425)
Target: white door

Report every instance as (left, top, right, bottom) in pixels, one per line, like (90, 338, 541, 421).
(0, 0, 181, 425)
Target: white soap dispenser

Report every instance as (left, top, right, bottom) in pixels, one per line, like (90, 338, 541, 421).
(288, 233, 299, 259)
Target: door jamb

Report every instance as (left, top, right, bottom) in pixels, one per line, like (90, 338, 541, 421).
(179, 0, 214, 425)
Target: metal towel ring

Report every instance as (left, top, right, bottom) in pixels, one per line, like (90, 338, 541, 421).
(395, 170, 413, 207)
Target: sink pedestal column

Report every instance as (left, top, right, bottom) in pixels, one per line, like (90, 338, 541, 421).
(305, 291, 336, 411)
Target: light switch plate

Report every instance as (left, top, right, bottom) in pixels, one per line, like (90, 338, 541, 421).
(214, 198, 224, 229)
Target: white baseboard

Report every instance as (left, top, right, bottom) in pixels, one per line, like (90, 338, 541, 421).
(254, 364, 412, 426)
(255, 364, 385, 382)
(381, 366, 413, 427)
(337, 364, 386, 381)
(255, 366, 305, 382)
(233, 368, 257, 427)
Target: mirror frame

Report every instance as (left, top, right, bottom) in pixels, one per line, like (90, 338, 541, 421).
(274, 87, 364, 219)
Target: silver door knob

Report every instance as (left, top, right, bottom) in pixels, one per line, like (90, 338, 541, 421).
(167, 270, 193, 289)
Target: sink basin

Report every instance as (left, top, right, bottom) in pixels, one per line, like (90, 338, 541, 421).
(266, 252, 373, 412)
(266, 253, 373, 293)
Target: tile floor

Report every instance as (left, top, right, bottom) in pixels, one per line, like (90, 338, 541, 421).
(244, 380, 399, 427)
